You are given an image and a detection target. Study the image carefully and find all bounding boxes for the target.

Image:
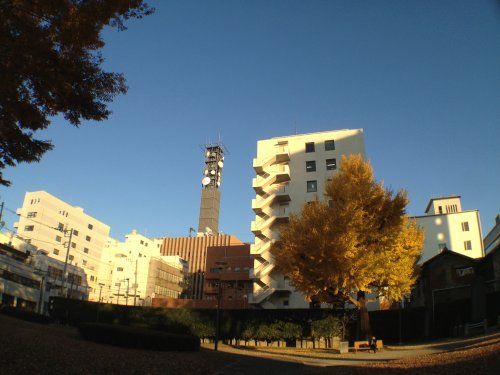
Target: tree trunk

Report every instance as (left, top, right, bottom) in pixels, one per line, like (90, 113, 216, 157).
(357, 294, 371, 340)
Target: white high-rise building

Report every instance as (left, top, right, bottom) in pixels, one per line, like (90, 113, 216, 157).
(14, 191, 110, 301)
(412, 196, 484, 263)
(249, 129, 366, 308)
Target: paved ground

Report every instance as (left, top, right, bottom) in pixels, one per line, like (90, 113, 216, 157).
(0, 314, 498, 374)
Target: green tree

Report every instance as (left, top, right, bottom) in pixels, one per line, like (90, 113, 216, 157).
(0, 0, 154, 186)
(311, 315, 342, 348)
(272, 154, 424, 339)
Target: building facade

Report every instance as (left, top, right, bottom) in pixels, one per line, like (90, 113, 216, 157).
(161, 235, 243, 299)
(204, 244, 253, 308)
(412, 196, 484, 263)
(250, 129, 366, 308)
(13, 191, 111, 301)
(484, 215, 500, 255)
(101, 230, 185, 306)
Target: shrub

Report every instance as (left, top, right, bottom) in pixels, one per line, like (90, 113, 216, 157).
(78, 323, 200, 351)
(0, 306, 53, 324)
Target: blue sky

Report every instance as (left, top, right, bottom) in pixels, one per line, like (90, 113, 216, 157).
(1, 0, 499, 242)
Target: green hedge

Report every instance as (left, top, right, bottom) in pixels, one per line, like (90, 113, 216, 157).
(0, 306, 53, 324)
(78, 323, 200, 351)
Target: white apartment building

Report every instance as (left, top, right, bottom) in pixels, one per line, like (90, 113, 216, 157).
(14, 191, 110, 301)
(413, 196, 484, 263)
(101, 230, 186, 306)
(249, 129, 366, 308)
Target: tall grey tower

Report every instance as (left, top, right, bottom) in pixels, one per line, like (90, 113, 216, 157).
(198, 143, 224, 233)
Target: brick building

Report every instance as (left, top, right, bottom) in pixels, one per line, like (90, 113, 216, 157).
(204, 244, 253, 309)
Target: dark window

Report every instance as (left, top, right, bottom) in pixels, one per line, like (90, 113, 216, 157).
(83, 247, 89, 254)
(307, 180, 317, 192)
(68, 255, 74, 261)
(305, 142, 315, 153)
(438, 206, 443, 214)
(326, 158, 337, 170)
(55, 235, 62, 243)
(73, 230, 79, 236)
(86, 236, 91, 242)
(117, 267, 123, 272)
(464, 241, 472, 251)
(27, 212, 37, 218)
(324, 140, 335, 151)
(53, 249, 59, 255)
(140, 240, 144, 245)
(461, 222, 469, 232)
(24, 225, 34, 231)
(306, 161, 316, 172)
(71, 242, 76, 249)
(58, 223, 64, 231)
(88, 224, 93, 230)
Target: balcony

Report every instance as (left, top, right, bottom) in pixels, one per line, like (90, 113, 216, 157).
(253, 146, 290, 174)
(251, 185, 291, 214)
(252, 165, 290, 194)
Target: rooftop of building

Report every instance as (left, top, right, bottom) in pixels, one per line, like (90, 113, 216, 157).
(266, 128, 364, 141)
(424, 195, 462, 213)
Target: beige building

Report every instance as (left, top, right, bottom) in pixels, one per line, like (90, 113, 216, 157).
(102, 230, 187, 305)
(13, 191, 110, 301)
(250, 129, 366, 308)
(412, 196, 484, 263)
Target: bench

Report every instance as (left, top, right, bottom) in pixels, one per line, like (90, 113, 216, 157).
(353, 340, 383, 352)
(464, 320, 487, 336)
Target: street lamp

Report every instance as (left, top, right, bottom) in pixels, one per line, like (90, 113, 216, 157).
(214, 260, 228, 351)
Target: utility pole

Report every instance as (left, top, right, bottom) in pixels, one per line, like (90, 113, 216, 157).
(117, 283, 121, 305)
(61, 228, 74, 297)
(98, 283, 104, 303)
(37, 275, 46, 314)
(133, 259, 138, 307)
(125, 278, 130, 306)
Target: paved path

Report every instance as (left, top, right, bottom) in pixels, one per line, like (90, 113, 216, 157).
(206, 331, 500, 374)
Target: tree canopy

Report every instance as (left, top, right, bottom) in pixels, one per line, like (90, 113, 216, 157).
(271, 154, 424, 305)
(0, 0, 154, 186)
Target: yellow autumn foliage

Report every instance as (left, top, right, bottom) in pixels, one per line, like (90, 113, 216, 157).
(271, 154, 424, 304)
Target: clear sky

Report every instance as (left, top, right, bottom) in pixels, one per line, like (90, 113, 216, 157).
(1, 0, 499, 243)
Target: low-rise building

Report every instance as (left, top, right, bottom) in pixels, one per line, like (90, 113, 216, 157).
(412, 196, 484, 263)
(484, 215, 500, 255)
(204, 244, 253, 308)
(102, 231, 187, 306)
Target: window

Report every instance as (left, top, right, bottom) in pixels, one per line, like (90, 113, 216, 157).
(58, 223, 64, 231)
(68, 255, 74, 261)
(55, 235, 62, 243)
(438, 206, 443, 214)
(307, 180, 317, 192)
(145, 243, 148, 247)
(85, 236, 91, 242)
(283, 300, 289, 306)
(27, 212, 37, 218)
(461, 222, 469, 232)
(24, 225, 34, 231)
(73, 230, 79, 236)
(326, 158, 337, 170)
(117, 267, 123, 272)
(82, 260, 87, 266)
(464, 241, 472, 251)
(305, 142, 315, 153)
(53, 249, 59, 255)
(83, 247, 89, 254)
(90, 275, 95, 281)
(140, 240, 144, 245)
(71, 242, 76, 249)
(88, 224, 93, 230)
(306, 160, 316, 172)
(438, 243, 447, 251)
(324, 140, 335, 151)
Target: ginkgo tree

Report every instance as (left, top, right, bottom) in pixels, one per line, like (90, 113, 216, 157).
(271, 154, 424, 339)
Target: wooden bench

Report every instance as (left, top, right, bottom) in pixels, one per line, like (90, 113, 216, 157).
(353, 340, 383, 352)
